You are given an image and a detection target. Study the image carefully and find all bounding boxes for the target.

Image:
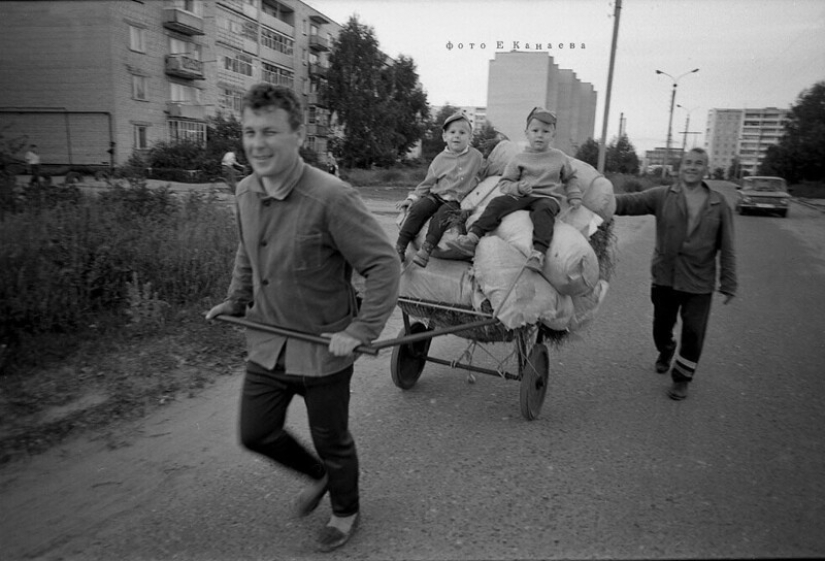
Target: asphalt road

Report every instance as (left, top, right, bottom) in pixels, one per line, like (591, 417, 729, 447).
(1, 181, 824, 560)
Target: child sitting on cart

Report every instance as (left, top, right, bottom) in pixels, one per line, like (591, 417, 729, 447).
(395, 111, 484, 268)
(448, 107, 582, 272)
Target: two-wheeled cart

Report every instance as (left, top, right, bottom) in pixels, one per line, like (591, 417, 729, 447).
(217, 293, 558, 421)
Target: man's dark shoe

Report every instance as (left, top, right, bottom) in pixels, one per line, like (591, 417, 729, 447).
(317, 513, 359, 553)
(655, 346, 676, 374)
(667, 381, 689, 401)
(295, 474, 328, 517)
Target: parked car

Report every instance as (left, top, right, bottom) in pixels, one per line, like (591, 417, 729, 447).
(735, 176, 791, 217)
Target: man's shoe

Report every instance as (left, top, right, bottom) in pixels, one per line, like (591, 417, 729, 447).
(524, 250, 545, 273)
(667, 381, 689, 401)
(655, 345, 676, 374)
(445, 232, 479, 257)
(295, 475, 328, 518)
(317, 513, 359, 553)
(412, 242, 434, 267)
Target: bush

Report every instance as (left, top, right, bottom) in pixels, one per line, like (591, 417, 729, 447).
(0, 184, 238, 372)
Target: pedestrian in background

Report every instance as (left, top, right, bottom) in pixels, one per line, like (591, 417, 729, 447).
(613, 147, 737, 400)
(206, 84, 399, 552)
(25, 144, 40, 186)
(221, 150, 241, 192)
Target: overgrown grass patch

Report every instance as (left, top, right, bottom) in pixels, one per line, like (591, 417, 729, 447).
(0, 178, 244, 463)
(341, 166, 427, 187)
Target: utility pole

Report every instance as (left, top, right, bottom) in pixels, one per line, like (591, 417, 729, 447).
(597, 0, 621, 174)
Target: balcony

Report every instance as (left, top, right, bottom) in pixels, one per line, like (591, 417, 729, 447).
(309, 63, 327, 78)
(167, 102, 206, 120)
(308, 93, 326, 107)
(163, 7, 204, 35)
(306, 123, 328, 136)
(309, 35, 329, 51)
(165, 54, 204, 80)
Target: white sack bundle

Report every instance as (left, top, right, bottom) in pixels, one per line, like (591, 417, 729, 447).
(399, 252, 477, 308)
(568, 158, 617, 221)
(473, 210, 599, 297)
(568, 279, 610, 332)
(484, 140, 522, 176)
(473, 236, 574, 331)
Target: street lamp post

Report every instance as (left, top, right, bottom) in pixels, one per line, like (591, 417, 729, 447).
(655, 68, 699, 177)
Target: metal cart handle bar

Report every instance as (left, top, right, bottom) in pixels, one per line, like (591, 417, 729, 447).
(215, 315, 379, 356)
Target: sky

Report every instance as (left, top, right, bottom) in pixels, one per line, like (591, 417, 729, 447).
(305, 0, 825, 155)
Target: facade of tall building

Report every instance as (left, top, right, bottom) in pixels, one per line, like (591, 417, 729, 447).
(486, 52, 597, 156)
(0, 0, 340, 168)
(704, 107, 788, 178)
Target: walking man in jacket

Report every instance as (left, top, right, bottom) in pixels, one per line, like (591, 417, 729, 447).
(206, 84, 399, 551)
(614, 147, 737, 400)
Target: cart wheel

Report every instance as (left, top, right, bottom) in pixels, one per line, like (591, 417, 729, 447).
(390, 322, 432, 390)
(519, 343, 549, 420)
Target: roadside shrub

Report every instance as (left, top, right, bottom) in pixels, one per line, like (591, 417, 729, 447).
(0, 184, 238, 371)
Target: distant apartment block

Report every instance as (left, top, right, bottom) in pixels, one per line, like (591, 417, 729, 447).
(705, 107, 789, 178)
(431, 106, 488, 136)
(642, 147, 685, 174)
(0, 0, 340, 168)
(486, 52, 597, 156)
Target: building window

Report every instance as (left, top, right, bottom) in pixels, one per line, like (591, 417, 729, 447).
(181, 0, 202, 16)
(168, 120, 206, 145)
(129, 25, 146, 53)
(170, 83, 201, 103)
(303, 18, 307, 35)
(132, 75, 147, 100)
(261, 27, 294, 55)
(261, 0, 294, 26)
(224, 53, 253, 76)
(134, 125, 149, 150)
(219, 88, 244, 113)
(169, 37, 200, 58)
(306, 135, 317, 152)
(242, 20, 259, 41)
(261, 62, 294, 88)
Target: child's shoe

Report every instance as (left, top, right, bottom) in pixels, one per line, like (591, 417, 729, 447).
(412, 242, 434, 267)
(446, 232, 479, 257)
(525, 249, 545, 273)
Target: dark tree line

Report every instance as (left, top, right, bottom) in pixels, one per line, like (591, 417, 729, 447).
(760, 81, 825, 183)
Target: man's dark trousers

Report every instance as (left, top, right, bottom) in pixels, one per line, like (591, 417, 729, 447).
(240, 361, 359, 517)
(650, 285, 713, 383)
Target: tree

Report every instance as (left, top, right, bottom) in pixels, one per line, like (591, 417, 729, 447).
(574, 138, 600, 167)
(206, 113, 243, 174)
(325, 16, 428, 168)
(606, 135, 640, 174)
(420, 104, 460, 162)
(759, 81, 825, 183)
(472, 121, 501, 158)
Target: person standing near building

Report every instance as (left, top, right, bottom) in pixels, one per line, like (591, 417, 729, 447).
(205, 84, 399, 552)
(221, 150, 241, 192)
(613, 147, 737, 400)
(25, 144, 40, 185)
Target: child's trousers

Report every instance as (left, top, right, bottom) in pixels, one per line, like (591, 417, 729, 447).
(468, 195, 560, 252)
(397, 194, 461, 248)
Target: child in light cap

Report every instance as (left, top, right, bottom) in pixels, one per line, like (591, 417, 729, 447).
(447, 106, 582, 273)
(395, 111, 484, 267)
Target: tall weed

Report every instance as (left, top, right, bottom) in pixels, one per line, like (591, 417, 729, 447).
(0, 184, 237, 370)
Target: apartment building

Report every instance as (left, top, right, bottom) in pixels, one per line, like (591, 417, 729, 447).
(0, 0, 340, 168)
(431, 106, 488, 136)
(485, 51, 597, 156)
(704, 107, 788, 178)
